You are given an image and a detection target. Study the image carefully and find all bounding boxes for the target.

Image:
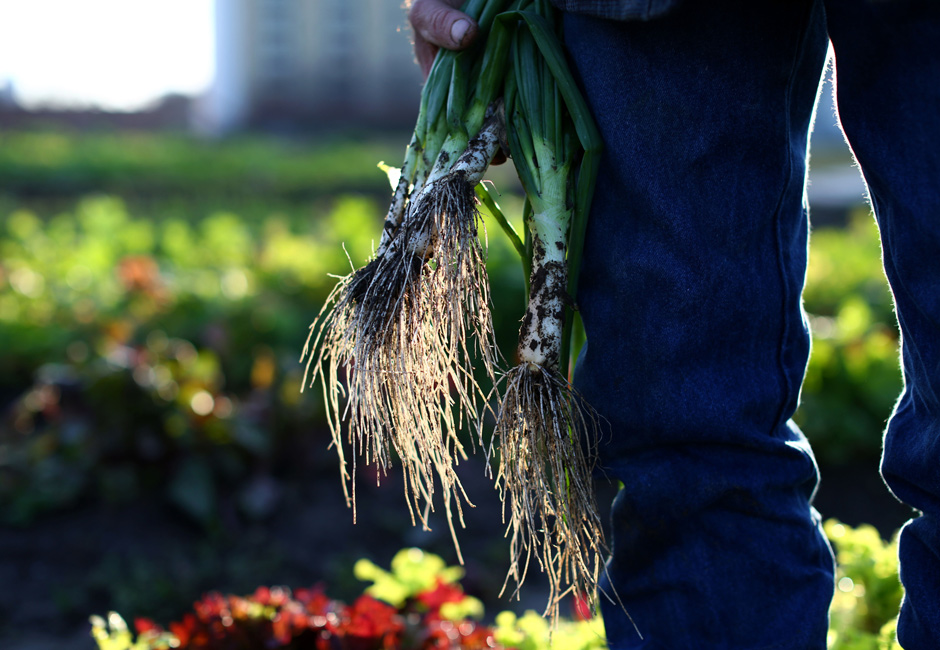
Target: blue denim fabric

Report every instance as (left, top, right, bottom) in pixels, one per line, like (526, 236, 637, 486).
(562, 0, 940, 647)
(824, 2, 940, 648)
(550, 0, 680, 21)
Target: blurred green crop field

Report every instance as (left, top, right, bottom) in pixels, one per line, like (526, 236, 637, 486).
(799, 210, 902, 464)
(0, 128, 902, 522)
(0, 129, 529, 526)
(0, 129, 405, 198)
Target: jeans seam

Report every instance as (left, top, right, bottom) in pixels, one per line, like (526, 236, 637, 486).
(771, 1, 816, 433)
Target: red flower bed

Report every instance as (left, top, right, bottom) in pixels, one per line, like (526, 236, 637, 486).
(118, 579, 499, 650)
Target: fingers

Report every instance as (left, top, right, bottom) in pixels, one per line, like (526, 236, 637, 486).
(408, 0, 478, 77)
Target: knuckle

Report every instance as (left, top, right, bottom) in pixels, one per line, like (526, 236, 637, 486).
(429, 10, 452, 40)
(409, 0, 453, 44)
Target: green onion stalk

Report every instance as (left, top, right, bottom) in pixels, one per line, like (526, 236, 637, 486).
(302, 0, 512, 559)
(302, 0, 613, 616)
(487, 3, 608, 621)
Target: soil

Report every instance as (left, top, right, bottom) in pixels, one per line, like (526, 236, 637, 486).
(0, 449, 552, 650)
(0, 450, 913, 650)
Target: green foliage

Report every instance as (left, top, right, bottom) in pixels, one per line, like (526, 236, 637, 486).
(494, 611, 606, 650)
(91, 612, 173, 650)
(0, 193, 386, 524)
(797, 211, 902, 464)
(355, 548, 487, 622)
(804, 210, 895, 322)
(355, 548, 465, 606)
(0, 187, 528, 525)
(825, 520, 903, 650)
(0, 129, 404, 197)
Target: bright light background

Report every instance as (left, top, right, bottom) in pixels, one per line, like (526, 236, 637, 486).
(0, 0, 214, 111)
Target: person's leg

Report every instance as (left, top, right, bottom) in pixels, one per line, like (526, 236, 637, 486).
(823, 1, 940, 647)
(562, 1, 835, 647)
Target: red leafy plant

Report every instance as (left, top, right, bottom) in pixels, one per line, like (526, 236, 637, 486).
(91, 548, 605, 650)
(91, 550, 500, 650)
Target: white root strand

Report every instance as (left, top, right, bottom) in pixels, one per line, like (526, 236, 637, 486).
(302, 104, 505, 563)
(490, 208, 608, 622)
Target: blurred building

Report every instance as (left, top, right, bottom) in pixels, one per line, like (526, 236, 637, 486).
(202, 0, 423, 134)
(0, 93, 194, 131)
(0, 80, 16, 108)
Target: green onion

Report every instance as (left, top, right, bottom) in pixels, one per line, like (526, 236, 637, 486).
(301, 0, 512, 563)
(303, 0, 609, 620)
(487, 1, 608, 621)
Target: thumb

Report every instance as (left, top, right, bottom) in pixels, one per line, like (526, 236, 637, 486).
(409, 0, 478, 51)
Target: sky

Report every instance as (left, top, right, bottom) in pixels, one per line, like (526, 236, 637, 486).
(0, 0, 214, 111)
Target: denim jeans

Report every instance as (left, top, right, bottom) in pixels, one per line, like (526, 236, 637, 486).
(563, 0, 940, 647)
(550, 0, 680, 21)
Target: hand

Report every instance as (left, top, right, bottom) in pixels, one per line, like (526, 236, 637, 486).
(407, 0, 478, 78)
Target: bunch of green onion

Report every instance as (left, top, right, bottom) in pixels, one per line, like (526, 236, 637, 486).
(302, 0, 608, 621)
